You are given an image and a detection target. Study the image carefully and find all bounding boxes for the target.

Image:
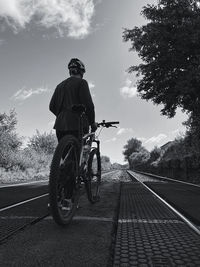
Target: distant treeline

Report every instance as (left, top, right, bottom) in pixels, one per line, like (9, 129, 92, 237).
(123, 133, 200, 184)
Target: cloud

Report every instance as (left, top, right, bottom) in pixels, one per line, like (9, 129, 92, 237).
(120, 78, 137, 98)
(0, 39, 4, 45)
(12, 87, 49, 101)
(105, 137, 117, 143)
(0, 0, 95, 38)
(137, 137, 147, 142)
(117, 127, 133, 135)
(144, 134, 167, 145)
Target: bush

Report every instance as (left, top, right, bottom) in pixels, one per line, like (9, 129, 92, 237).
(149, 147, 161, 163)
(129, 148, 150, 169)
(27, 130, 57, 154)
(101, 155, 111, 171)
(0, 110, 23, 169)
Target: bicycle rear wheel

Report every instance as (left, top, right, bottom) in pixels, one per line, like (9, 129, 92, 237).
(49, 135, 80, 225)
(86, 148, 101, 203)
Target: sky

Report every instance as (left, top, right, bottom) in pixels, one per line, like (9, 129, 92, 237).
(0, 0, 187, 164)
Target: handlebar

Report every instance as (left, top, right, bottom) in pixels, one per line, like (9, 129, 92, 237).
(97, 120, 119, 128)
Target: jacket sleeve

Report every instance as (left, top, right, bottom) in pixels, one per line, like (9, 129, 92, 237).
(49, 86, 61, 116)
(79, 79, 95, 125)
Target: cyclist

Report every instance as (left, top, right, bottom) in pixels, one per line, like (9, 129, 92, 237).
(49, 58, 97, 207)
(49, 58, 97, 140)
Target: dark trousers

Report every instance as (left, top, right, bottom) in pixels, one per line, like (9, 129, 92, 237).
(56, 130, 79, 142)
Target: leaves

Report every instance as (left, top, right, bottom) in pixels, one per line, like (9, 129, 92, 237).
(123, 0, 200, 118)
(27, 130, 57, 154)
(123, 138, 142, 161)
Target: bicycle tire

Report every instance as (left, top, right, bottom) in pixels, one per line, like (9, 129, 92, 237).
(49, 135, 80, 226)
(86, 148, 101, 203)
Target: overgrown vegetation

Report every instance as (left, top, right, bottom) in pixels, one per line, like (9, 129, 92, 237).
(0, 110, 115, 184)
(0, 110, 57, 183)
(123, 133, 200, 183)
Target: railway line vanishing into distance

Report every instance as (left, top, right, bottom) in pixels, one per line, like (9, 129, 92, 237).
(0, 169, 200, 242)
(0, 169, 200, 266)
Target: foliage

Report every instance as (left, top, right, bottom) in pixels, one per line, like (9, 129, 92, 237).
(160, 133, 200, 162)
(0, 110, 23, 169)
(27, 130, 57, 154)
(123, 0, 200, 127)
(149, 146, 161, 163)
(123, 137, 150, 169)
(0, 109, 18, 132)
(101, 155, 110, 163)
(101, 155, 111, 171)
(129, 148, 150, 169)
(123, 138, 142, 161)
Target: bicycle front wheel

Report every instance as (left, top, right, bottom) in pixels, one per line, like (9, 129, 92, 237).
(86, 148, 101, 203)
(49, 135, 80, 226)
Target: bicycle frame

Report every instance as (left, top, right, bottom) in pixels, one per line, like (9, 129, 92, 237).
(77, 111, 100, 174)
(79, 132, 100, 170)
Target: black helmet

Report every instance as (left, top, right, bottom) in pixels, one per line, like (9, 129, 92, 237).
(68, 58, 86, 74)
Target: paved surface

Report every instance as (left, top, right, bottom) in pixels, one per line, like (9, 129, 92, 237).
(0, 181, 49, 242)
(132, 170, 200, 225)
(1, 170, 200, 266)
(113, 172, 200, 266)
(0, 171, 122, 267)
(145, 182, 200, 225)
(0, 181, 48, 209)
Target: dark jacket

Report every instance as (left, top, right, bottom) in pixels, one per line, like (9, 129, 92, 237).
(49, 76, 95, 131)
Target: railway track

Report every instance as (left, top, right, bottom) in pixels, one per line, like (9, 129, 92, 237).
(0, 170, 119, 243)
(1, 170, 200, 266)
(112, 170, 200, 266)
(127, 170, 200, 236)
(0, 181, 49, 243)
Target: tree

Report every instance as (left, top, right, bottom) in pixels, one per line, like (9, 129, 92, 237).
(27, 130, 57, 154)
(0, 109, 18, 133)
(123, 0, 200, 129)
(101, 155, 111, 171)
(149, 146, 161, 163)
(123, 138, 143, 166)
(129, 148, 150, 169)
(0, 110, 22, 169)
(101, 155, 110, 163)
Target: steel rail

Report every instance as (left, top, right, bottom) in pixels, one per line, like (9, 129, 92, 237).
(0, 193, 48, 212)
(133, 169, 200, 188)
(0, 170, 117, 189)
(0, 180, 48, 188)
(0, 170, 117, 213)
(127, 170, 200, 236)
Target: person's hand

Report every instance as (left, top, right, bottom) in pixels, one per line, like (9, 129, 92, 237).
(91, 122, 98, 132)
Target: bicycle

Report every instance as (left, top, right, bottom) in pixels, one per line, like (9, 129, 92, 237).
(49, 104, 119, 226)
